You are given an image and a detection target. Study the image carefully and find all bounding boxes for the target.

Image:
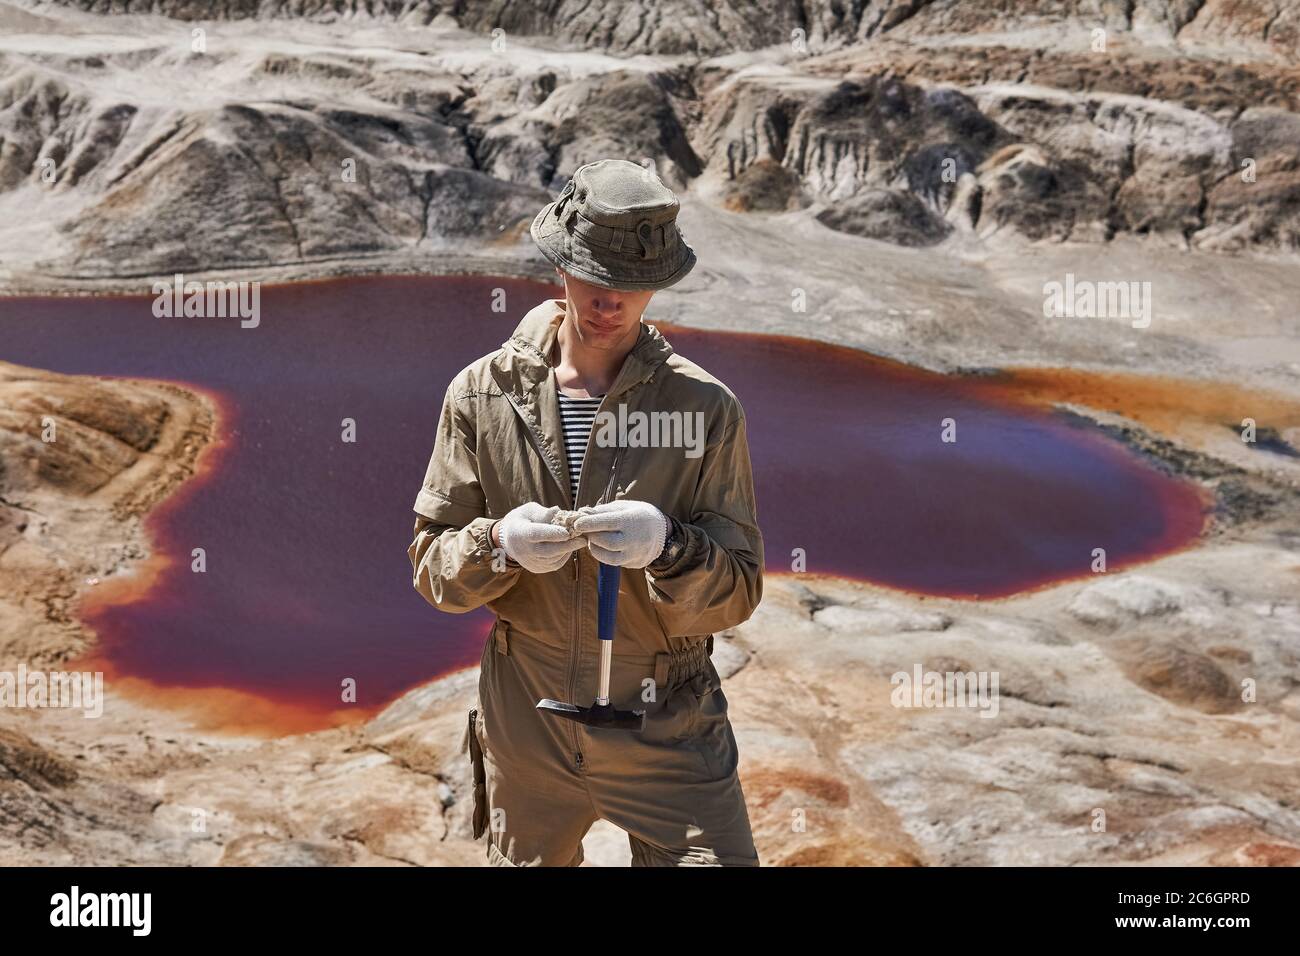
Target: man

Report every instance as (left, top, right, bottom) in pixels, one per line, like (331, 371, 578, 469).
(408, 158, 764, 866)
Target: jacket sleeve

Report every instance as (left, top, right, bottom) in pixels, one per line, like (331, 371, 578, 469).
(644, 401, 764, 636)
(408, 381, 523, 613)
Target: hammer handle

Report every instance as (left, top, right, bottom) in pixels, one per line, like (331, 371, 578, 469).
(597, 562, 620, 642)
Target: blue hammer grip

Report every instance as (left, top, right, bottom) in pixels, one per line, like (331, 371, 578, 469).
(597, 562, 620, 642)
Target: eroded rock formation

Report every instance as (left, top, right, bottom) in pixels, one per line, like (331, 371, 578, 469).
(1, 0, 1298, 286)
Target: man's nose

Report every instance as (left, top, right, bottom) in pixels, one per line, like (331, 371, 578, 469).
(592, 297, 623, 318)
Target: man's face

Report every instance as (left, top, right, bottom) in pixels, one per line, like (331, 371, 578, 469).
(558, 268, 654, 351)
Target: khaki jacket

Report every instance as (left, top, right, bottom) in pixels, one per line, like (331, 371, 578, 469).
(408, 297, 763, 657)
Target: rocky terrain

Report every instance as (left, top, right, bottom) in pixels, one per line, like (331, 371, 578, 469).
(1, 0, 1299, 865)
(0, 362, 213, 670)
(2, 0, 1300, 285)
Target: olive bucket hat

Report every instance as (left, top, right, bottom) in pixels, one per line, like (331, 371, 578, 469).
(530, 158, 697, 291)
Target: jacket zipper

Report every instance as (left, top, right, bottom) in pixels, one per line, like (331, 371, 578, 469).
(568, 549, 582, 765)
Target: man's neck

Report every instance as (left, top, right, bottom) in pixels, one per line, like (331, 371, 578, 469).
(553, 307, 640, 397)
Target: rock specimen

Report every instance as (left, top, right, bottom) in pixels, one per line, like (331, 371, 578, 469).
(549, 509, 585, 536)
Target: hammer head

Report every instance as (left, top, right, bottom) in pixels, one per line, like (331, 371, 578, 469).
(536, 698, 645, 732)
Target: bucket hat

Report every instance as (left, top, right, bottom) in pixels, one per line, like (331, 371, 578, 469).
(530, 159, 697, 291)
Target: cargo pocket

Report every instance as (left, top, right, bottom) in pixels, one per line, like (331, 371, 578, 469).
(462, 707, 489, 840)
(686, 664, 737, 782)
(641, 673, 698, 746)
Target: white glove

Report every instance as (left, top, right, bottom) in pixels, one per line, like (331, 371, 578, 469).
(496, 503, 586, 573)
(571, 499, 669, 569)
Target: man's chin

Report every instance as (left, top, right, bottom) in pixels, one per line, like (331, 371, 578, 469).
(582, 323, 631, 344)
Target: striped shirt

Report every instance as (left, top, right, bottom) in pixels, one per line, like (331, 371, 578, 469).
(557, 389, 605, 501)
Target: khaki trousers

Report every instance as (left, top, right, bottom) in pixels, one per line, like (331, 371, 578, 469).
(462, 623, 759, 866)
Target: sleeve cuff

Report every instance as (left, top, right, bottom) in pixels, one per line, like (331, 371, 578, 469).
(647, 514, 691, 576)
(486, 518, 522, 569)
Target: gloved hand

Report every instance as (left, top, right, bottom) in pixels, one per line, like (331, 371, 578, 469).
(571, 499, 669, 569)
(496, 503, 587, 573)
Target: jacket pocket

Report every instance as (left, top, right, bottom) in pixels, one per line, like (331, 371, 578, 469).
(462, 707, 489, 840)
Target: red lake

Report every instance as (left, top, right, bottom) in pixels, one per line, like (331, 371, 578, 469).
(0, 275, 1207, 732)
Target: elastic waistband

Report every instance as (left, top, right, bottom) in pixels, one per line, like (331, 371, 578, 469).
(653, 635, 713, 689)
(492, 620, 712, 687)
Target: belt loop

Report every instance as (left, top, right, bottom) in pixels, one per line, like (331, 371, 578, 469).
(494, 620, 510, 656)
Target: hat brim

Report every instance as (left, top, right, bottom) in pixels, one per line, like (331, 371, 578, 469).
(530, 202, 696, 292)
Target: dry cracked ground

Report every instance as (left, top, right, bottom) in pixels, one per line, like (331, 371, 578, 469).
(1, 0, 1298, 865)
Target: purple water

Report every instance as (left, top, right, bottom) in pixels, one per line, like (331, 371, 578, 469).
(0, 275, 1206, 731)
